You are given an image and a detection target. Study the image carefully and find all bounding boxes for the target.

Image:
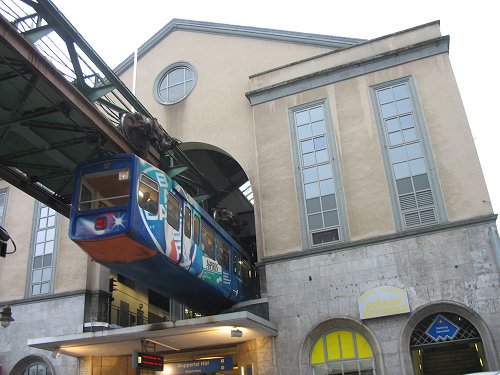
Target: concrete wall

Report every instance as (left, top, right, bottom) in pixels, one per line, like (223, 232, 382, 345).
(238, 337, 276, 374)
(0, 184, 97, 374)
(123, 22, 492, 262)
(113, 21, 500, 375)
(265, 221, 500, 374)
(250, 26, 492, 257)
(1, 18, 497, 375)
(0, 295, 84, 374)
(118, 29, 341, 261)
(0, 183, 36, 299)
(0, 184, 90, 300)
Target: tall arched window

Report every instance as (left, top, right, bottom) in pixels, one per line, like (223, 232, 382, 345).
(310, 329, 375, 374)
(28, 202, 58, 296)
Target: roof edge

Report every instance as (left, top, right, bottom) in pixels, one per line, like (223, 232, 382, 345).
(114, 18, 366, 74)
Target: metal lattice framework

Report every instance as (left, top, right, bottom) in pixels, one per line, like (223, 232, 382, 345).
(0, 0, 216, 216)
(410, 312, 481, 348)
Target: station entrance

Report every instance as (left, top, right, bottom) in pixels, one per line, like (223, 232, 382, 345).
(410, 312, 486, 374)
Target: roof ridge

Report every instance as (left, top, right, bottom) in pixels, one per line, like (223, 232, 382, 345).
(114, 18, 365, 74)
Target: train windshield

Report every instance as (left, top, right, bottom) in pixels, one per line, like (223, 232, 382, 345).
(78, 168, 131, 211)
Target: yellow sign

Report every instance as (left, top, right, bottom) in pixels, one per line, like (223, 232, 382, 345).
(358, 286, 410, 319)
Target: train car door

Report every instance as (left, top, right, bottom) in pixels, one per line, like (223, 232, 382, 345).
(187, 211, 203, 277)
(231, 251, 243, 301)
(231, 252, 251, 302)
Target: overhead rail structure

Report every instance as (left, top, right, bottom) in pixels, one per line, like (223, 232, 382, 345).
(0, 0, 216, 217)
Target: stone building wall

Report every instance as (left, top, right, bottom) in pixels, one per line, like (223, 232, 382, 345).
(265, 220, 500, 374)
(1, 295, 84, 374)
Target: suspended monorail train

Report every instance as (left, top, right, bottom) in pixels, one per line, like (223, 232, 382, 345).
(69, 153, 254, 314)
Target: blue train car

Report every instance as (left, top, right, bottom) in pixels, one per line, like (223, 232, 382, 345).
(69, 153, 253, 315)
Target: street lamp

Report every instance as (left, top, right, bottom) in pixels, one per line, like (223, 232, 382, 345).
(0, 305, 14, 328)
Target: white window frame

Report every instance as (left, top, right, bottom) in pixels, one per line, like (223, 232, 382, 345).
(370, 76, 446, 230)
(26, 201, 59, 297)
(153, 61, 197, 105)
(289, 99, 349, 248)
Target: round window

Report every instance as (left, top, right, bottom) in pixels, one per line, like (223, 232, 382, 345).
(153, 62, 197, 105)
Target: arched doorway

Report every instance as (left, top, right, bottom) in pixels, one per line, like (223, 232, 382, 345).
(180, 144, 257, 262)
(410, 312, 486, 374)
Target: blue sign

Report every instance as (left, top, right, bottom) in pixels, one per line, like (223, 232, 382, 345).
(164, 356, 233, 374)
(426, 314, 460, 341)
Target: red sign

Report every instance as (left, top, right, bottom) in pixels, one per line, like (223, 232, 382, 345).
(132, 352, 164, 371)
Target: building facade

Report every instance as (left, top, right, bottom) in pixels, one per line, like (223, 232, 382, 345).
(0, 12, 499, 375)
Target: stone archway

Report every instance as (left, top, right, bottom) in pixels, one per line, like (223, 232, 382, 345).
(10, 355, 56, 375)
(299, 318, 385, 375)
(400, 302, 499, 374)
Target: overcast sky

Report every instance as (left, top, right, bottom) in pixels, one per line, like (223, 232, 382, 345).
(52, 0, 499, 219)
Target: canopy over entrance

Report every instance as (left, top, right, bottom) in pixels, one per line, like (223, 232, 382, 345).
(28, 311, 277, 357)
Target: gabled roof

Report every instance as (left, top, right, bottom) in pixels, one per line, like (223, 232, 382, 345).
(114, 18, 366, 74)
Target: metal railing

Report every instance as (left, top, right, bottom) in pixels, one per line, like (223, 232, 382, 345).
(108, 304, 167, 328)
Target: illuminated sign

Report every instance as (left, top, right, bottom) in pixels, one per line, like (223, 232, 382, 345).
(358, 286, 410, 319)
(163, 356, 233, 374)
(132, 352, 164, 371)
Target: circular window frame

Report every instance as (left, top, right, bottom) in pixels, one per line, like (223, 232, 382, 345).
(153, 62, 197, 105)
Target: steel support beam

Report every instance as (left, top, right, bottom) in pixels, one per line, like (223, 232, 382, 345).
(0, 15, 136, 157)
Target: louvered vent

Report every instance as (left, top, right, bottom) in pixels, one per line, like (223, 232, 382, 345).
(417, 190, 434, 207)
(375, 81, 441, 231)
(404, 212, 421, 227)
(420, 209, 436, 224)
(400, 195, 417, 210)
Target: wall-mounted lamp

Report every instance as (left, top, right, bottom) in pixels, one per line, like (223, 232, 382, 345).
(52, 350, 60, 359)
(0, 305, 14, 328)
(231, 328, 243, 338)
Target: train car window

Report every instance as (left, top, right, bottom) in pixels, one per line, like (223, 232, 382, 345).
(217, 239, 229, 269)
(138, 174, 159, 214)
(240, 258, 251, 285)
(167, 194, 180, 230)
(79, 168, 130, 211)
(232, 252, 241, 277)
(79, 185, 92, 211)
(201, 224, 215, 259)
(193, 215, 200, 245)
(184, 206, 192, 238)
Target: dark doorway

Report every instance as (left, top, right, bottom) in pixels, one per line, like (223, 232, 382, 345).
(410, 312, 487, 374)
(413, 343, 483, 375)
